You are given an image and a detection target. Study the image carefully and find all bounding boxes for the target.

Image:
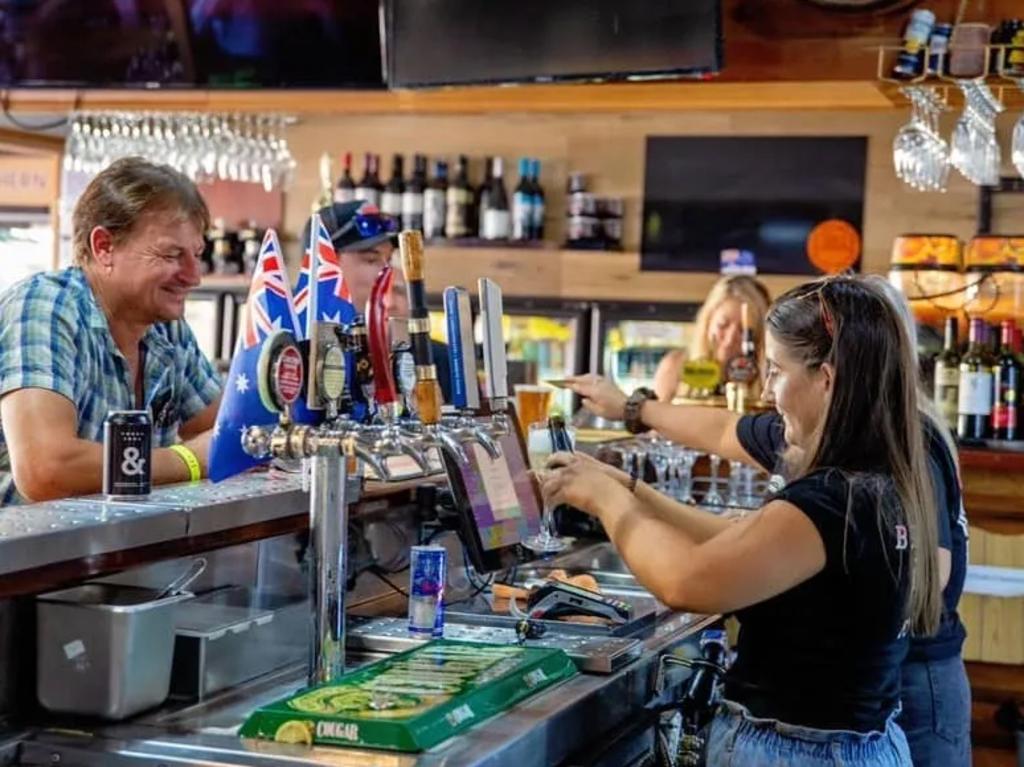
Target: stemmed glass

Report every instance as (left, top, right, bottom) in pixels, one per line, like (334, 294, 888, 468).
(726, 460, 744, 507)
(703, 454, 724, 508)
(525, 422, 573, 554)
(892, 86, 950, 191)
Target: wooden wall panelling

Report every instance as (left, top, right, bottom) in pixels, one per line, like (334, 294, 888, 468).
(282, 109, 990, 300)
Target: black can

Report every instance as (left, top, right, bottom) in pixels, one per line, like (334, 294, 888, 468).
(102, 410, 152, 497)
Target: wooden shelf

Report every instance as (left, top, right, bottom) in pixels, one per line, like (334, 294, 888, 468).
(1, 80, 897, 116)
(423, 246, 808, 304)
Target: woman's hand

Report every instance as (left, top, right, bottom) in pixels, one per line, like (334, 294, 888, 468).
(569, 374, 629, 421)
(540, 452, 627, 517)
(546, 449, 631, 488)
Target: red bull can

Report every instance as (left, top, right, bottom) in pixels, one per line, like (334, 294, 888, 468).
(407, 544, 446, 637)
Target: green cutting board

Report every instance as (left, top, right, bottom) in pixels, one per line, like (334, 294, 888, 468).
(239, 640, 577, 752)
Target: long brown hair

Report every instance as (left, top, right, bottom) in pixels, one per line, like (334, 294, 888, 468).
(767, 276, 941, 636)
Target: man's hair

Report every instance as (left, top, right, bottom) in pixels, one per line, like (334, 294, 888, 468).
(72, 157, 210, 266)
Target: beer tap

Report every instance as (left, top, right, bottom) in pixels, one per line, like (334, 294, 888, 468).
(365, 265, 432, 474)
(396, 230, 498, 465)
(479, 277, 513, 438)
(442, 285, 502, 459)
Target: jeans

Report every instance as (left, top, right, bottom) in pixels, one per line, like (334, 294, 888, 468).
(706, 699, 912, 766)
(898, 655, 972, 767)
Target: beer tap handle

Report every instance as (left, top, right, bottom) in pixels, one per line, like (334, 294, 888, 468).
(399, 231, 441, 427)
(443, 286, 480, 411)
(479, 277, 508, 413)
(367, 266, 398, 413)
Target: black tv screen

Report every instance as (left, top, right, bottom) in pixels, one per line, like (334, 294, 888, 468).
(387, 0, 721, 88)
(641, 136, 868, 275)
(0, 0, 384, 88)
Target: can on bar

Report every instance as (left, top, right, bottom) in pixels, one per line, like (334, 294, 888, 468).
(102, 410, 152, 498)
(407, 544, 446, 637)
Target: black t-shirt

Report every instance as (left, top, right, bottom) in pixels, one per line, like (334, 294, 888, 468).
(736, 412, 967, 663)
(724, 467, 910, 732)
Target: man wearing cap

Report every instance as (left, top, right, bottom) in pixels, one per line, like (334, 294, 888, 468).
(0, 158, 221, 505)
(303, 201, 451, 402)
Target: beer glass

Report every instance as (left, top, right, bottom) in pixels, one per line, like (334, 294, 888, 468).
(514, 384, 553, 437)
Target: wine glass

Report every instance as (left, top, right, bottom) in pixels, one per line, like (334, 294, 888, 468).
(703, 454, 724, 508)
(524, 421, 573, 554)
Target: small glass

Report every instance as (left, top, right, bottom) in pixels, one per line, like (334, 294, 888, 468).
(525, 421, 574, 554)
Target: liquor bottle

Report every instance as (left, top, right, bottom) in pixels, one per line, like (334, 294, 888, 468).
(423, 160, 448, 239)
(355, 153, 382, 208)
(381, 154, 405, 218)
(992, 319, 1020, 441)
(402, 154, 427, 232)
(529, 158, 545, 241)
(724, 302, 759, 412)
(512, 157, 532, 241)
(932, 316, 960, 432)
(334, 151, 356, 203)
(475, 156, 494, 238)
(315, 152, 333, 211)
(957, 317, 994, 441)
(480, 157, 510, 240)
(446, 155, 472, 239)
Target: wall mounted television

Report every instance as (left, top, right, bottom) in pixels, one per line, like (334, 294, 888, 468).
(386, 0, 721, 88)
(0, 0, 385, 88)
(640, 136, 868, 275)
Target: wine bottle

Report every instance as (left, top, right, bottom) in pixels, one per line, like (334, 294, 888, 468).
(529, 158, 545, 241)
(381, 153, 405, 218)
(932, 316, 960, 432)
(512, 157, 532, 241)
(992, 319, 1020, 441)
(355, 152, 382, 208)
(446, 155, 472, 239)
(424, 160, 448, 239)
(957, 317, 994, 441)
(334, 151, 355, 203)
(402, 153, 427, 232)
(481, 157, 510, 240)
(475, 156, 493, 238)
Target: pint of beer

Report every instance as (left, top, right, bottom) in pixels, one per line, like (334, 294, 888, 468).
(514, 384, 554, 434)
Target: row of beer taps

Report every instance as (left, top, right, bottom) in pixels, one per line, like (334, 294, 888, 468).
(242, 229, 510, 476)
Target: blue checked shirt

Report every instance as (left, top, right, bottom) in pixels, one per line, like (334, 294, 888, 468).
(0, 268, 222, 505)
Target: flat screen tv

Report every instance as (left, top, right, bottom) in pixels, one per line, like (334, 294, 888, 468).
(386, 0, 721, 88)
(641, 136, 868, 275)
(0, 0, 384, 88)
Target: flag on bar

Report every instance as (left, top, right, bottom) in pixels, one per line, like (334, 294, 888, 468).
(208, 229, 307, 482)
(293, 212, 356, 339)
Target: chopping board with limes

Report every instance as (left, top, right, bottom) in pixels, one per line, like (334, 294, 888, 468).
(239, 640, 576, 752)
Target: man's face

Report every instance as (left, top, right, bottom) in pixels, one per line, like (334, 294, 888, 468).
(340, 242, 395, 314)
(101, 209, 205, 323)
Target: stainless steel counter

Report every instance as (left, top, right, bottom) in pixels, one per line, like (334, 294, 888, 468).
(15, 606, 716, 767)
(0, 472, 306, 578)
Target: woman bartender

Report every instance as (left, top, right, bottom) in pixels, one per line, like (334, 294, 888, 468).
(652, 275, 771, 401)
(545, 277, 939, 765)
(568, 279, 969, 766)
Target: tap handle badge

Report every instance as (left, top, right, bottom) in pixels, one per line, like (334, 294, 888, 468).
(443, 286, 480, 411)
(479, 277, 508, 406)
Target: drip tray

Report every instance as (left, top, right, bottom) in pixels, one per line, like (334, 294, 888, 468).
(347, 616, 644, 674)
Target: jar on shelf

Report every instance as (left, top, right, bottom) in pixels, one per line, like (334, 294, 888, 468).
(888, 234, 964, 328)
(964, 236, 1024, 323)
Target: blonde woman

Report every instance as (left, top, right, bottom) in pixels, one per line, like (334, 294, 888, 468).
(653, 275, 772, 401)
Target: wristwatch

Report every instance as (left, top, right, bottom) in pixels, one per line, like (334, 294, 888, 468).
(624, 387, 656, 434)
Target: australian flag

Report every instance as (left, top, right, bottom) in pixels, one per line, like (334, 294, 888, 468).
(208, 229, 306, 482)
(293, 212, 356, 338)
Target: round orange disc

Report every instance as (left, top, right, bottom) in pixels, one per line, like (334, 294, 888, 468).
(807, 219, 861, 274)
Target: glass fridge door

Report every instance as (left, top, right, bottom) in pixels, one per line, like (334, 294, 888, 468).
(0, 212, 53, 294)
(596, 302, 698, 394)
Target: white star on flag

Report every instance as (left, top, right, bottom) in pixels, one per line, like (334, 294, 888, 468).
(235, 373, 250, 393)
(322, 311, 343, 325)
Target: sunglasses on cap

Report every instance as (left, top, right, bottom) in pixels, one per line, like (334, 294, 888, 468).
(330, 211, 399, 246)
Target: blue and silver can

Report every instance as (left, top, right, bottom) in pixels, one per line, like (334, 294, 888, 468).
(102, 410, 152, 498)
(408, 544, 446, 637)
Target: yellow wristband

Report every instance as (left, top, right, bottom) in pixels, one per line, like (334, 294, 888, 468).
(169, 444, 202, 482)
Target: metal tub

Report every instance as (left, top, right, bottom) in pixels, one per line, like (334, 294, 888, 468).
(36, 584, 191, 720)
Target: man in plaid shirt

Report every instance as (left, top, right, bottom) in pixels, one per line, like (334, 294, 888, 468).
(0, 158, 222, 505)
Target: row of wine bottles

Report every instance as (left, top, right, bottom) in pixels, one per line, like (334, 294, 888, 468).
(934, 316, 1023, 442)
(332, 152, 546, 242)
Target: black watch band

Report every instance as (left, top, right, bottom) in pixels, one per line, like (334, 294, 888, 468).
(624, 387, 656, 434)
